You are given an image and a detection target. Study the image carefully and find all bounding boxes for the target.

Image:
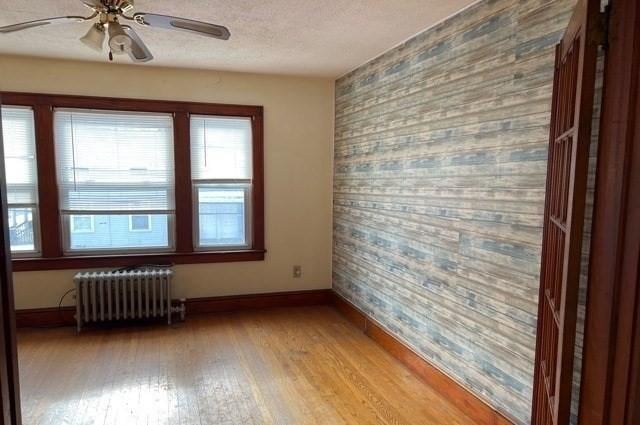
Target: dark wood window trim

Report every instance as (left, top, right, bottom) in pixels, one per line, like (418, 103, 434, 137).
(1, 92, 265, 272)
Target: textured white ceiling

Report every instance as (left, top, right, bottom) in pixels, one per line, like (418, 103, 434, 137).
(0, 0, 476, 77)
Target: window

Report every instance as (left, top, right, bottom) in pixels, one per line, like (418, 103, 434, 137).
(54, 109, 174, 253)
(70, 215, 94, 233)
(1, 92, 264, 271)
(129, 215, 152, 232)
(1, 106, 39, 255)
(191, 116, 252, 249)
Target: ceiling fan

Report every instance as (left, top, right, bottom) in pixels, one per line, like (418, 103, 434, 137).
(0, 0, 231, 63)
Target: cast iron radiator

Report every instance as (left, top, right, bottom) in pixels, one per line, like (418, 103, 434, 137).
(74, 268, 183, 331)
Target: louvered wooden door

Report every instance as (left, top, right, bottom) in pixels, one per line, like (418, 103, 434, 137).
(531, 0, 601, 423)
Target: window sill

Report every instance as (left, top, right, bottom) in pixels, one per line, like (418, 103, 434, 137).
(11, 249, 266, 272)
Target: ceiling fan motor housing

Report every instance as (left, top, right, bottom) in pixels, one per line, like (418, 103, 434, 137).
(104, 0, 134, 13)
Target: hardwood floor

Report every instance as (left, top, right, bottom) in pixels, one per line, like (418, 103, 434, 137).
(17, 306, 475, 425)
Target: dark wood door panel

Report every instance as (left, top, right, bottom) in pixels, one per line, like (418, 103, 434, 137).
(531, 0, 601, 423)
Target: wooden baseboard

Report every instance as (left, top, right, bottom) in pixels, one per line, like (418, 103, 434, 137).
(15, 306, 76, 328)
(15, 289, 333, 328)
(185, 289, 332, 315)
(331, 291, 514, 425)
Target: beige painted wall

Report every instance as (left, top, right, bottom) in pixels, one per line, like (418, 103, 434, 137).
(0, 54, 335, 309)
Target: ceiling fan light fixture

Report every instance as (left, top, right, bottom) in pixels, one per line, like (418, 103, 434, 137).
(80, 23, 105, 51)
(108, 20, 132, 54)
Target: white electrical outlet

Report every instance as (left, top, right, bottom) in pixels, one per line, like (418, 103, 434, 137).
(293, 265, 302, 278)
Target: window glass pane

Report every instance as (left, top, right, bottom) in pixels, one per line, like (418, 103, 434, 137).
(190, 116, 252, 180)
(2, 106, 39, 254)
(54, 108, 175, 253)
(197, 186, 247, 247)
(8, 207, 35, 252)
(191, 115, 253, 251)
(67, 214, 171, 251)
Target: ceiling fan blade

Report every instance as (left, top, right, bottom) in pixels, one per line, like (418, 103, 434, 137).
(133, 13, 230, 40)
(121, 25, 153, 63)
(79, 0, 105, 10)
(0, 15, 92, 33)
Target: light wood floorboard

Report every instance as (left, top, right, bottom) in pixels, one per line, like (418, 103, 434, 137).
(18, 306, 476, 425)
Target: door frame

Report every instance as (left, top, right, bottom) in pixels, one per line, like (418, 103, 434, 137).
(0, 95, 22, 425)
(578, 0, 640, 423)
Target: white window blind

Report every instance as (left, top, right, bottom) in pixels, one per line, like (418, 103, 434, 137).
(54, 109, 175, 214)
(1, 106, 38, 206)
(190, 116, 252, 181)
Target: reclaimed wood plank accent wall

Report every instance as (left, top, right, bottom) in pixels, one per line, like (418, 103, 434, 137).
(333, 0, 576, 423)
